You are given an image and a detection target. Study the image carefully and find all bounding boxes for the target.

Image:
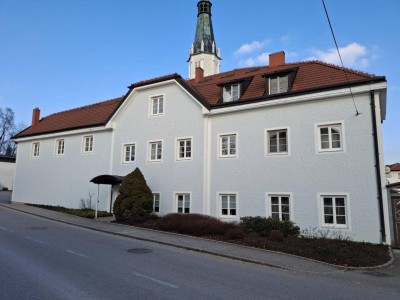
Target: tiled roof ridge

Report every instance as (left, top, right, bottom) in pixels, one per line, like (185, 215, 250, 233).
(295, 60, 376, 78)
(42, 96, 124, 120)
(129, 73, 181, 88)
(388, 163, 400, 171)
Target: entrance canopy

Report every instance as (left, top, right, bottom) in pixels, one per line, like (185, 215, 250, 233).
(90, 175, 124, 185)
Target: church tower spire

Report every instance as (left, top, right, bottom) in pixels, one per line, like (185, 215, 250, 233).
(188, 0, 220, 79)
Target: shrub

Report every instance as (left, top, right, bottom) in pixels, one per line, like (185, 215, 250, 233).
(154, 213, 236, 237)
(113, 168, 153, 222)
(240, 216, 300, 237)
(225, 227, 245, 240)
(268, 230, 284, 242)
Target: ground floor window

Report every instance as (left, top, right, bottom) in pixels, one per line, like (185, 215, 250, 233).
(153, 193, 160, 213)
(220, 194, 237, 216)
(322, 195, 347, 227)
(269, 195, 290, 221)
(176, 193, 190, 213)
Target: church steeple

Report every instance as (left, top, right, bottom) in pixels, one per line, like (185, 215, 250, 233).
(188, 0, 220, 79)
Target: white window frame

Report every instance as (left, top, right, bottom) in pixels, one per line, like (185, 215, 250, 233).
(54, 139, 65, 156)
(175, 192, 191, 214)
(265, 127, 290, 156)
(266, 193, 293, 221)
(318, 193, 351, 230)
(219, 193, 238, 219)
(218, 132, 238, 158)
(149, 94, 165, 116)
(223, 83, 240, 102)
(148, 140, 163, 162)
(176, 137, 193, 161)
(315, 121, 345, 153)
(122, 143, 136, 164)
(269, 75, 289, 95)
(82, 135, 94, 154)
(153, 193, 160, 213)
(31, 142, 40, 159)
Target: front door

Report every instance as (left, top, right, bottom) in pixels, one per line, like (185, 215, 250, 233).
(392, 196, 400, 248)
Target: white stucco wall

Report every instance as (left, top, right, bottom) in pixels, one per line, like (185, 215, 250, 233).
(387, 171, 400, 184)
(12, 129, 113, 211)
(0, 160, 15, 190)
(111, 80, 206, 214)
(208, 92, 382, 243)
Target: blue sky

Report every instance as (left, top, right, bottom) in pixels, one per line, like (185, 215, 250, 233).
(0, 0, 398, 163)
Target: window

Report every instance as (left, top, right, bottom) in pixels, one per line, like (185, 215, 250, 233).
(177, 138, 192, 160)
(269, 75, 289, 94)
(123, 144, 135, 163)
(55, 139, 65, 156)
(220, 194, 237, 217)
(219, 134, 237, 158)
(398, 173, 400, 179)
(322, 196, 347, 227)
(318, 124, 342, 152)
(270, 195, 290, 221)
(223, 84, 240, 102)
(83, 135, 93, 153)
(267, 129, 288, 155)
(177, 193, 190, 213)
(151, 95, 164, 116)
(32, 142, 40, 158)
(153, 193, 160, 213)
(149, 141, 162, 162)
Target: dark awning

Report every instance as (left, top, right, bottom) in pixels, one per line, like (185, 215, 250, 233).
(90, 175, 124, 185)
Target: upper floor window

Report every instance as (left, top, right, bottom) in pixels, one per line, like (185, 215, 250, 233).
(321, 195, 347, 228)
(153, 193, 160, 213)
(149, 141, 162, 162)
(266, 129, 288, 155)
(223, 84, 240, 102)
(219, 133, 237, 158)
(177, 138, 192, 160)
(123, 144, 135, 163)
(31, 142, 40, 158)
(317, 123, 343, 152)
(269, 75, 289, 95)
(398, 173, 400, 179)
(151, 95, 164, 116)
(55, 139, 65, 156)
(83, 135, 93, 153)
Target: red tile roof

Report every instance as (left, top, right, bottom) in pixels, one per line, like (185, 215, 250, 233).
(16, 97, 123, 138)
(389, 163, 400, 171)
(14, 61, 384, 138)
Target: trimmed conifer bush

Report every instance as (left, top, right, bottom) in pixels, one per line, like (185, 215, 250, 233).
(113, 168, 153, 222)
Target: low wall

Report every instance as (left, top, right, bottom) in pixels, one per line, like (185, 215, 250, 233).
(0, 190, 12, 203)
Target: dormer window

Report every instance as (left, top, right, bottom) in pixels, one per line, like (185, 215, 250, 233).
(223, 83, 240, 102)
(269, 75, 289, 95)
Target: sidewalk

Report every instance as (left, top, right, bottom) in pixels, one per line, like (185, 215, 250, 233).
(0, 203, 392, 273)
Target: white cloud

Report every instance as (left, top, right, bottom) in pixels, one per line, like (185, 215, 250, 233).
(239, 52, 270, 67)
(307, 42, 368, 68)
(234, 40, 271, 55)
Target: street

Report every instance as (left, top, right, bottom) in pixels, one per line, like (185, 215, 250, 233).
(0, 207, 399, 300)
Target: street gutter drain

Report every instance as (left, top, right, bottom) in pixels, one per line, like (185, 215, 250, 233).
(30, 226, 48, 230)
(127, 248, 153, 254)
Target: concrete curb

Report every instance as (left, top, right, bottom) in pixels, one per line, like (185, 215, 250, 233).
(1, 203, 395, 272)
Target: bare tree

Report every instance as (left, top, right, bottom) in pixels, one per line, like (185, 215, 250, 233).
(0, 107, 26, 157)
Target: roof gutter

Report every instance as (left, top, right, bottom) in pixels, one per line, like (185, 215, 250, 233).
(370, 91, 386, 243)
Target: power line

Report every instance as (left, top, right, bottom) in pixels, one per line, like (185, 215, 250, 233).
(322, 0, 360, 116)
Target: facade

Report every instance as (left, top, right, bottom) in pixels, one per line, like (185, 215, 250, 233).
(386, 163, 400, 184)
(0, 155, 16, 190)
(12, 1, 392, 244)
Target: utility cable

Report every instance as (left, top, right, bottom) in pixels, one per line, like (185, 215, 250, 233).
(322, 0, 360, 116)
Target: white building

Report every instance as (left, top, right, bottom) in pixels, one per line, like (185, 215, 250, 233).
(0, 155, 16, 190)
(12, 0, 392, 244)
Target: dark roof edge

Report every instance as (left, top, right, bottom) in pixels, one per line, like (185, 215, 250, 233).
(128, 73, 181, 89)
(211, 77, 386, 109)
(175, 77, 211, 109)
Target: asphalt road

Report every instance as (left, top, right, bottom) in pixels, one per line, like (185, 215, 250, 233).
(0, 207, 399, 300)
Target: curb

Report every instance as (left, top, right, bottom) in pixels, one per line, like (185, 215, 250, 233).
(1, 204, 395, 272)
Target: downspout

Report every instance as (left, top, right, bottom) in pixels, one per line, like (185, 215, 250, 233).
(370, 91, 386, 243)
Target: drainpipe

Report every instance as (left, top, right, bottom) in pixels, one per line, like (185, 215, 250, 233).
(370, 91, 386, 243)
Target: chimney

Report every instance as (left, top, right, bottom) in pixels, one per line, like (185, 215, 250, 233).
(195, 67, 204, 83)
(269, 51, 286, 67)
(32, 107, 40, 127)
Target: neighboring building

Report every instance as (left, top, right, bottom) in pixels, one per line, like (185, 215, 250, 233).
(386, 163, 400, 184)
(12, 0, 392, 244)
(0, 155, 16, 190)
